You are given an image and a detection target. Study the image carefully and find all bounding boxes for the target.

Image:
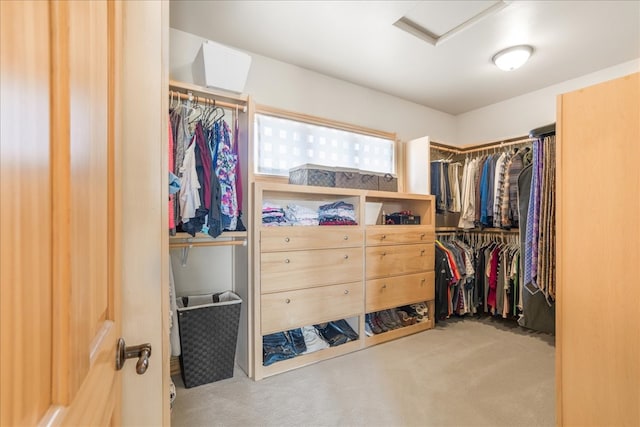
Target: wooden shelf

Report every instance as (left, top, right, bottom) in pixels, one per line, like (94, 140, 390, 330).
(435, 227, 519, 234)
(364, 320, 433, 346)
(170, 231, 248, 240)
(258, 339, 363, 379)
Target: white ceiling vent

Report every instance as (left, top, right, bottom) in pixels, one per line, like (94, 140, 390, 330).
(394, 0, 510, 46)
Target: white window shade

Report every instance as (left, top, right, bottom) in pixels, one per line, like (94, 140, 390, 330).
(254, 113, 395, 177)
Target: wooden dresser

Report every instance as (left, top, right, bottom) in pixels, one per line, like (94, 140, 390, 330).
(252, 182, 435, 379)
(364, 223, 435, 345)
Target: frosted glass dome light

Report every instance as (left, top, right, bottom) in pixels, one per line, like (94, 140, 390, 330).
(492, 45, 533, 71)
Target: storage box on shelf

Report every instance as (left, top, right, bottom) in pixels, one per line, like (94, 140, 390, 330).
(334, 168, 379, 190)
(377, 173, 398, 192)
(288, 164, 398, 192)
(288, 164, 336, 188)
(252, 182, 435, 379)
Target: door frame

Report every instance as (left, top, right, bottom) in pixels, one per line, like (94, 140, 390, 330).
(119, 0, 171, 424)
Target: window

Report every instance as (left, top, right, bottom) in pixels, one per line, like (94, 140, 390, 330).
(254, 113, 395, 177)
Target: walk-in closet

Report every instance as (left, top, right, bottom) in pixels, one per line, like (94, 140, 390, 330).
(3, 1, 637, 426)
(163, 2, 639, 426)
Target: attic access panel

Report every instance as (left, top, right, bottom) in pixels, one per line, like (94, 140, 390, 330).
(394, 0, 508, 46)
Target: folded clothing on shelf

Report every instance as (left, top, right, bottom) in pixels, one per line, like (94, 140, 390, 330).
(262, 329, 306, 366)
(318, 201, 358, 226)
(284, 204, 319, 226)
(262, 202, 289, 226)
(262, 319, 359, 366)
(314, 319, 359, 346)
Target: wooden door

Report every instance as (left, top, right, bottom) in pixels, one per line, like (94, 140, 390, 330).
(1, 1, 124, 425)
(556, 73, 639, 426)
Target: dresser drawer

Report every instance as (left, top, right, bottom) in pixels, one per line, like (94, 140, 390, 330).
(261, 281, 363, 335)
(366, 244, 434, 279)
(366, 226, 434, 246)
(365, 271, 435, 312)
(261, 247, 363, 293)
(261, 227, 363, 252)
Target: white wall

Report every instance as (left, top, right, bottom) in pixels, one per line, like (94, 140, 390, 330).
(456, 59, 640, 145)
(169, 247, 233, 296)
(172, 28, 639, 147)
(170, 28, 457, 144)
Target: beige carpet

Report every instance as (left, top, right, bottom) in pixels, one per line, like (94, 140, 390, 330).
(171, 318, 555, 427)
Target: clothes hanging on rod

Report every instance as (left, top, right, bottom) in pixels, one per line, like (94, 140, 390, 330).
(169, 90, 245, 237)
(518, 134, 556, 334)
(457, 144, 531, 230)
(434, 233, 521, 321)
(430, 160, 462, 214)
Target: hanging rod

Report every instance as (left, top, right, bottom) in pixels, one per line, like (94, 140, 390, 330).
(435, 227, 519, 234)
(429, 143, 461, 154)
(169, 239, 247, 249)
(430, 135, 533, 154)
(461, 138, 533, 155)
(170, 90, 247, 113)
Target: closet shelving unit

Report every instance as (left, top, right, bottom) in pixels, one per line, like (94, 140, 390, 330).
(168, 80, 253, 377)
(253, 182, 365, 380)
(363, 190, 436, 346)
(430, 137, 532, 235)
(252, 182, 435, 379)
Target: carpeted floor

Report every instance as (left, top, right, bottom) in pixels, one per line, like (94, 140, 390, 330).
(171, 318, 555, 427)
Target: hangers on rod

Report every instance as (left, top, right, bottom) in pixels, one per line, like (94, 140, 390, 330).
(188, 95, 205, 125)
(168, 84, 248, 114)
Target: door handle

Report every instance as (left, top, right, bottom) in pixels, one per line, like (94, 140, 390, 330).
(116, 337, 152, 375)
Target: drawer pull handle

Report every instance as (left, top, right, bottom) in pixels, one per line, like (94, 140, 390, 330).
(420, 233, 425, 239)
(382, 284, 387, 289)
(344, 290, 349, 295)
(284, 258, 290, 263)
(420, 249, 425, 255)
(284, 237, 290, 242)
(421, 278, 426, 286)
(343, 235, 349, 240)
(381, 235, 386, 240)
(381, 252, 387, 257)
(344, 254, 349, 259)
(285, 299, 291, 304)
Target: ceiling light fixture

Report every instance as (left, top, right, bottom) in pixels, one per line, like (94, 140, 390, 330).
(492, 45, 533, 71)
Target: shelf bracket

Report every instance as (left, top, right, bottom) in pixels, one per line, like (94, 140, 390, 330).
(180, 245, 192, 267)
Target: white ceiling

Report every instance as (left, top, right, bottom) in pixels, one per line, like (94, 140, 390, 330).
(170, 1, 640, 115)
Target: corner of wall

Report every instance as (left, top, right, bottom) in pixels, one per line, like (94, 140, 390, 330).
(455, 58, 640, 145)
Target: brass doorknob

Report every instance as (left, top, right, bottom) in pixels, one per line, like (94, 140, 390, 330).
(116, 338, 152, 375)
